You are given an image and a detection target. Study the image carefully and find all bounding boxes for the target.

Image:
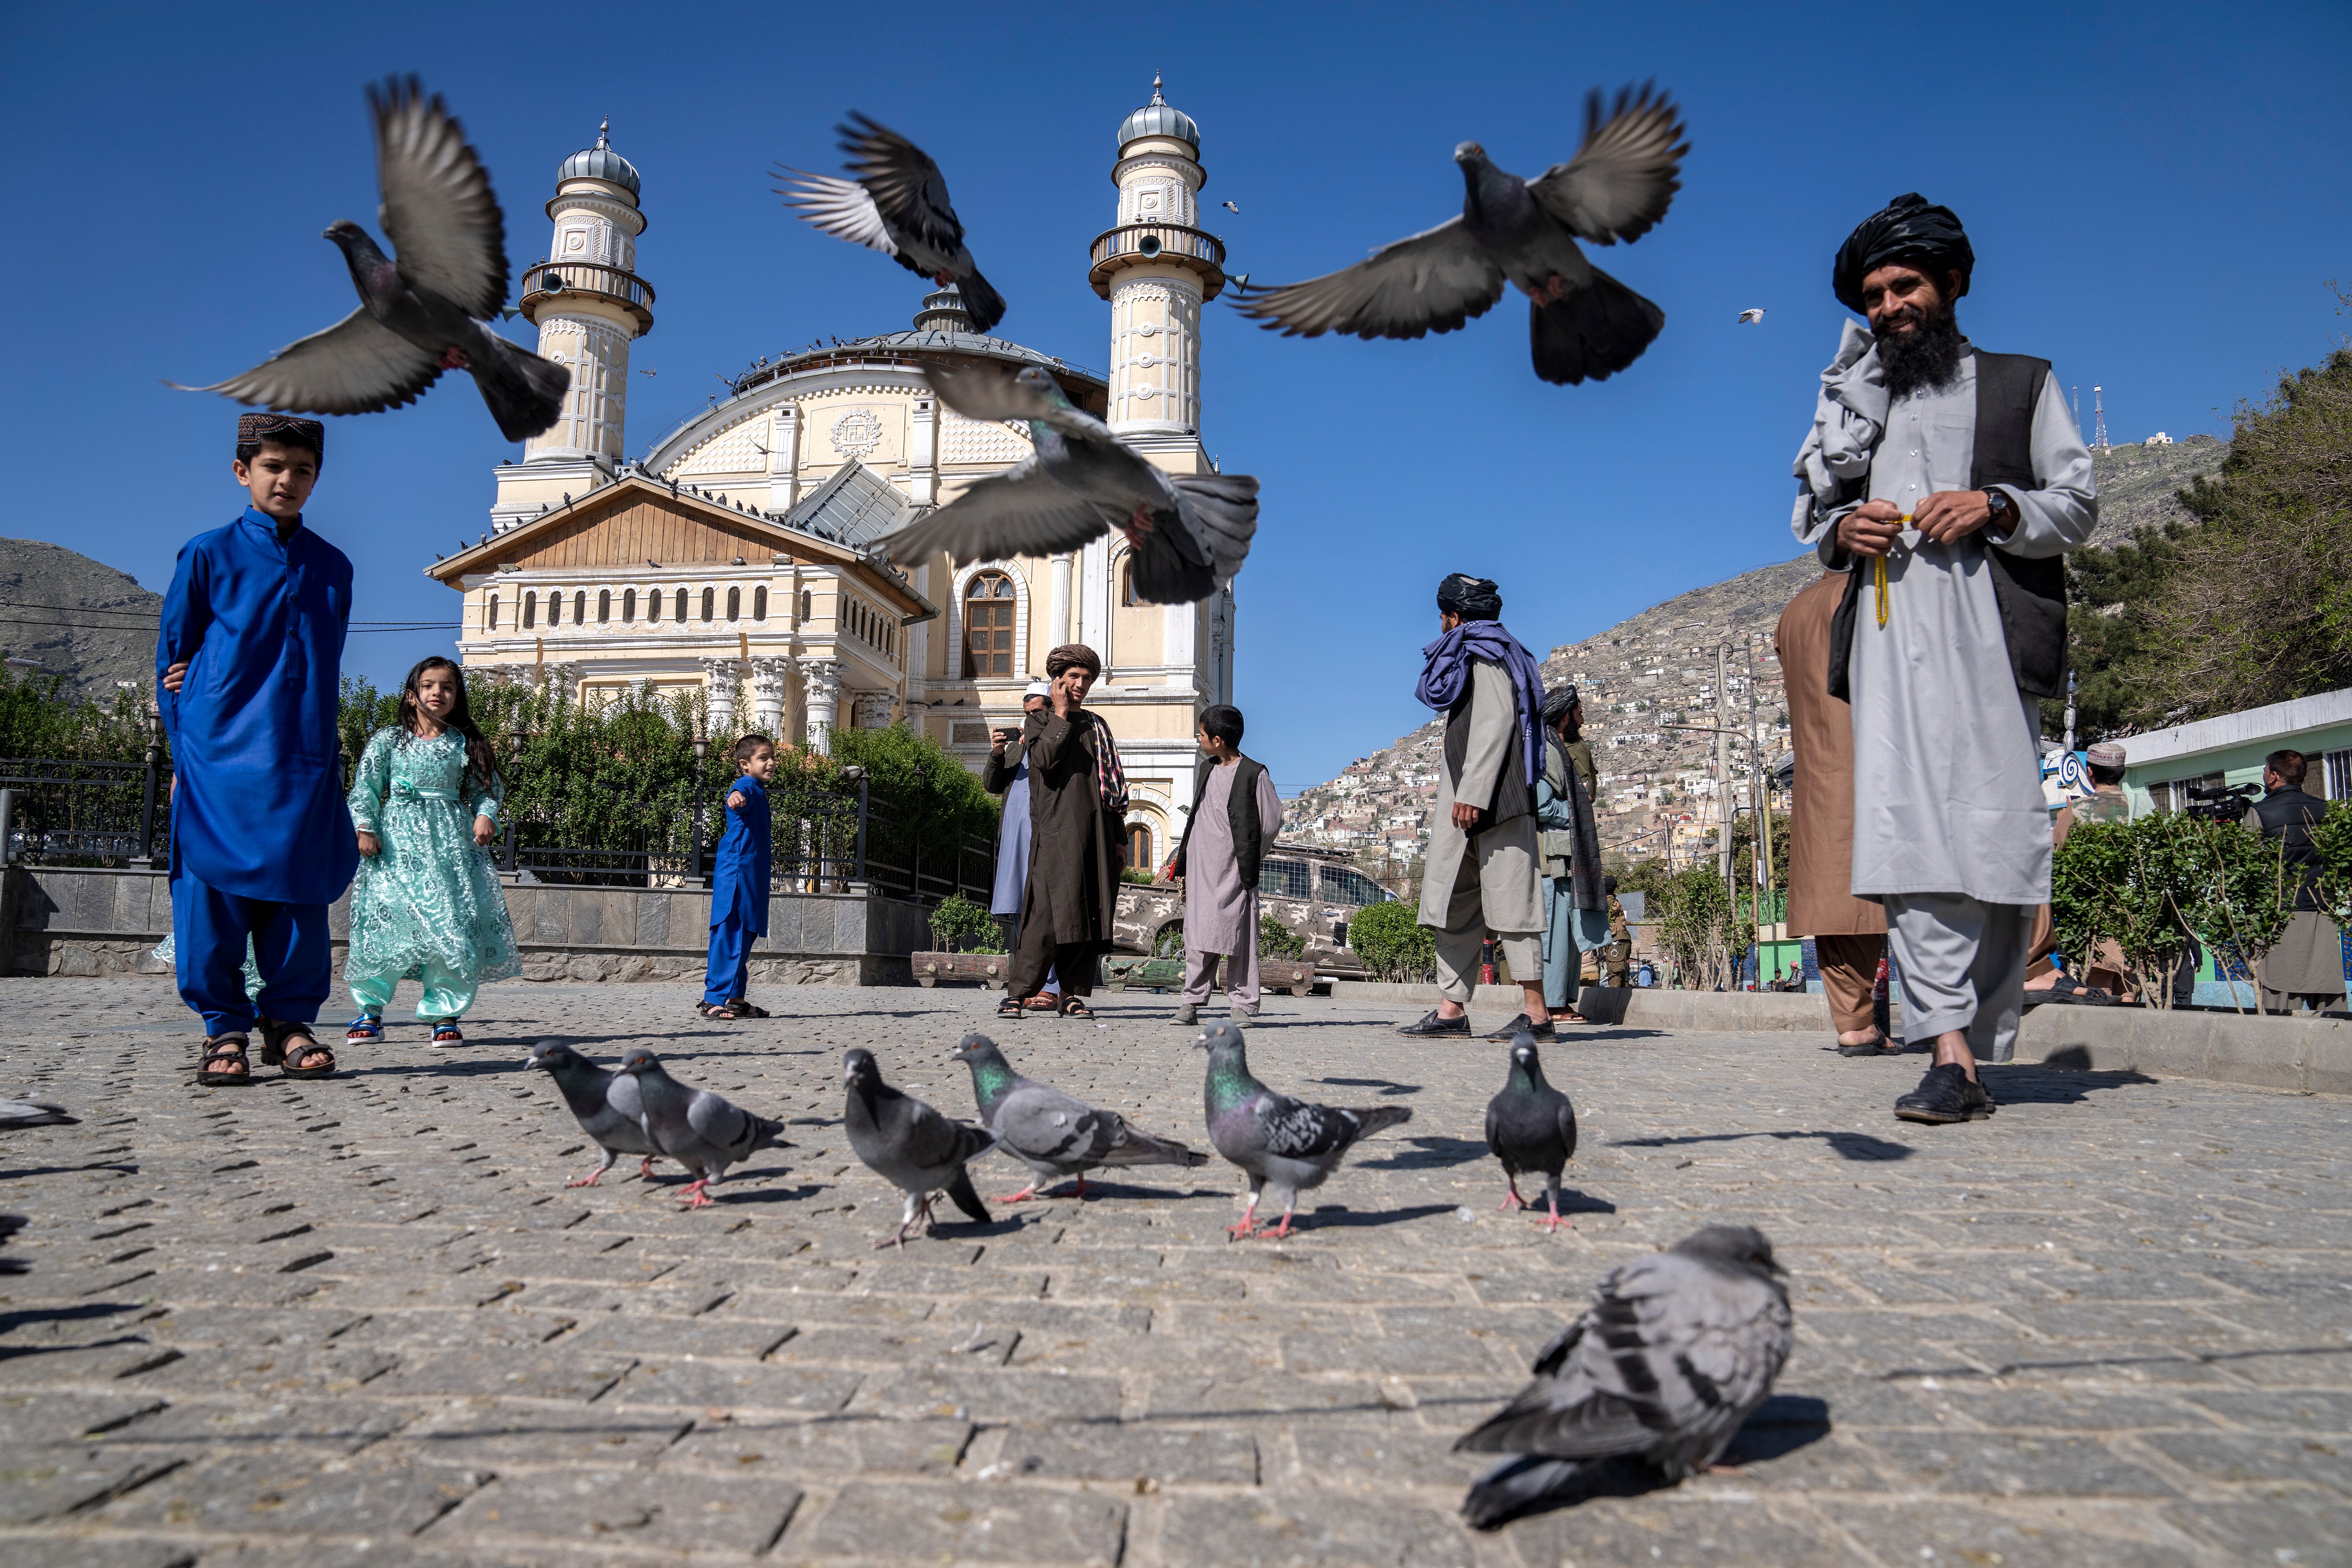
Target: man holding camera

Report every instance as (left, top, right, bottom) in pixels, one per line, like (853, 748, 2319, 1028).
(2245, 749, 2344, 1014)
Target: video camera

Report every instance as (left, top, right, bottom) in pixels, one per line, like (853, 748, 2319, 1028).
(2182, 780, 2261, 823)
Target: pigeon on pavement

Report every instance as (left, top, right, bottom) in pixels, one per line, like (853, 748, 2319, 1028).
(1737, 307, 1766, 324)
(524, 1041, 664, 1187)
(842, 1048, 996, 1248)
(1232, 83, 1687, 385)
(0, 1095, 77, 1129)
(173, 77, 568, 441)
(882, 362, 1257, 605)
(615, 1047, 792, 1209)
(1485, 1032, 1578, 1231)
(1455, 1225, 1793, 1528)
(1195, 1020, 1412, 1240)
(777, 113, 1008, 334)
(949, 1033, 1206, 1202)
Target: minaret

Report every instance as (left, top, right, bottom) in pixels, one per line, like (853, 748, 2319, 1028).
(1090, 75, 1224, 456)
(506, 122, 653, 498)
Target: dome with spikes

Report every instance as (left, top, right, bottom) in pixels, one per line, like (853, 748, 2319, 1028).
(558, 120, 641, 198)
(1116, 74, 1198, 152)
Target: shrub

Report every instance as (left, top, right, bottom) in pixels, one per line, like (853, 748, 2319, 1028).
(1348, 898, 1433, 982)
(1259, 911, 1307, 958)
(928, 891, 1003, 953)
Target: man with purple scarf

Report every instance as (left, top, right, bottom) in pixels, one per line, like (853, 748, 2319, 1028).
(1398, 574, 1553, 1040)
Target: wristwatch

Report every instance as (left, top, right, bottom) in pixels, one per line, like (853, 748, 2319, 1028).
(1983, 487, 2015, 529)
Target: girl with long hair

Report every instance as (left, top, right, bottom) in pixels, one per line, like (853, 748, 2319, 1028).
(342, 657, 520, 1046)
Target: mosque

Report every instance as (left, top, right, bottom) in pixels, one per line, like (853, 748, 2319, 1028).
(429, 79, 1237, 874)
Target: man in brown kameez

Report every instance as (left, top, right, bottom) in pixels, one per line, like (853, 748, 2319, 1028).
(1002, 645, 1126, 1020)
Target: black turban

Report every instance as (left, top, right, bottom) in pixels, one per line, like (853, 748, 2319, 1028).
(1541, 685, 1581, 726)
(1436, 573, 1502, 621)
(1832, 192, 1973, 314)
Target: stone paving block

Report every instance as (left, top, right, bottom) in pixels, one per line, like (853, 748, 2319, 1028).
(1145, 1372, 1398, 1424)
(0, 1535, 203, 1568)
(559, 1315, 796, 1361)
(775, 1320, 1019, 1369)
(389, 1401, 691, 1467)
(660, 1415, 972, 1477)
(852, 1367, 1122, 1424)
(797, 1481, 1126, 1566)
(2163, 1496, 2352, 1565)
(998, 1423, 1259, 1484)
(1157, 1492, 1473, 1568)
(0, 1391, 169, 1445)
(1866, 1429, 2180, 1495)
(381, 1347, 638, 1403)
(1284, 1419, 1486, 1485)
(97, 1451, 485, 1537)
(134, 1346, 399, 1399)
(611, 1357, 862, 1415)
(2142, 1429, 2352, 1492)
(97, 1397, 413, 1456)
(2201, 1345, 2352, 1386)
(433, 1467, 799, 1557)
(0, 1339, 185, 1388)
(1279, 1328, 1509, 1377)
(0, 1446, 192, 1525)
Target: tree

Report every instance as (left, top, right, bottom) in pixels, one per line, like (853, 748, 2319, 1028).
(0, 666, 158, 760)
(1347, 898, 1433, 982)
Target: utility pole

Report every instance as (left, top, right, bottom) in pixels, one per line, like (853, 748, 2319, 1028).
(2092, 384, 2109, 452)
(1715, 642, 1732, 889)
(2063, 667, 2078, 756)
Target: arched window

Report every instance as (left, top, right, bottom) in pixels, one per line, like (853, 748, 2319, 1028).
(753, 586, 768, 621)
(622, 589, 636, 622)
(573, 590, 587, 624)
(799, 589, 811, 621)
(548, 591, 563, 627)
(522, 590, 536, 629)
(1127, 821, 1152, 871)
(1120, 557, 1141, 607)
(486, 593, 500, 631)
(964, 571, 1014, 677)
(700, 587, 715, 622)
(597, 589, 611, 624)
(727, 586, 741, 621)
(674, 588, 688, 622)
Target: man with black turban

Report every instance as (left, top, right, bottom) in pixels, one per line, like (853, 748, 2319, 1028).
(1400, 574, 1551, 1039)
(1790, 193, 2096, 1127)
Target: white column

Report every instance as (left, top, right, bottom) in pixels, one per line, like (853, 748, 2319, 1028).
(852, 692, 895, 730)
(700, 655, 744, 738)
(801, 659, 844, 755)
(1048, 553, 1073, 652)
(748, 656, 791, 736)
(906, 395, 938, 506)
(1078, 536, 1110, 653)
(542, 661, 580, 703)
(765, 405, 800, 513)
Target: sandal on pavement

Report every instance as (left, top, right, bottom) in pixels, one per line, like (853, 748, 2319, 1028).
(345, 1014, 382, 1045)
(196, 1034, 253, 1086)
(727, 1000, 771, 1018)
(1058, 995, 1097, 1020)
(430, 1021, 465, 1049)
(259, 1018, 336, 1079)
(996, 994, 1025, 1018)
(696, 1001, 735, 1019)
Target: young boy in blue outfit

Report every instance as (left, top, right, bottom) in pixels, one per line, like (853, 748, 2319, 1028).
(699, 733, 775, 1019)
(160, 414, 360, 1084)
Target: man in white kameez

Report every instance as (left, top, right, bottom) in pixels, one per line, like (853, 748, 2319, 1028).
(1162, 704, 1284, 1025)
(1792, 193, 2096, 1125)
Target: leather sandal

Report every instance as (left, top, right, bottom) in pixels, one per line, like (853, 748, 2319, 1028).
(728, 1000, 771, 1018)
(1057, 995, 1096, 1020)
(996, 994, 1025, 1018)
(259, 1018, 335, 1079)
(196, 1034, 253, 1086)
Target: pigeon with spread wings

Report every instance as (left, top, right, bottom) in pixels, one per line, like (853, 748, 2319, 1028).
(777, 113, 1008, 334)
(1232, 83, 1687, 385)
(174, 77, 568, 442)
(882, 362, 1258, 605)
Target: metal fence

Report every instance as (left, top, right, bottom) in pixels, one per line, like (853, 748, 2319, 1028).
(0, 756, 169, 868)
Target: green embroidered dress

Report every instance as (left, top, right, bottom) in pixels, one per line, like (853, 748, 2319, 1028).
(345, 728, 521, 1019)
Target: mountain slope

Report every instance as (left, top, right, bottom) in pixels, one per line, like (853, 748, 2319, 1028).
(0, 537, 164, 703)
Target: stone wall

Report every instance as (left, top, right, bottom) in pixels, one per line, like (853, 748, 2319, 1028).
(0, 865, 932, 987)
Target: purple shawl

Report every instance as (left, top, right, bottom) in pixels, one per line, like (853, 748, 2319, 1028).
(1415, 621, 1547, 789)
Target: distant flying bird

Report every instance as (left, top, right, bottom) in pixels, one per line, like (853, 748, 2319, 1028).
(1737, 308, 1766, 324)
(638, 367, 658, 376)
(173, 77, 569, 442)
(777, 113, 1008, 333)
(882, 362, 1258, 605)
(1232, 83, 1688, 385)
(1222, 200, 1240, 213)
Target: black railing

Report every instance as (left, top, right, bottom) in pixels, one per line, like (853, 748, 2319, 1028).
(0, 755, 171, 868)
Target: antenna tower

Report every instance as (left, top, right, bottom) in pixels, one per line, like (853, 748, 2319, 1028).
(2091, 385, 2109, 451)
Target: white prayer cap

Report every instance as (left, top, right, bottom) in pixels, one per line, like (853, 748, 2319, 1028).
(1023, 679, 1051, 699)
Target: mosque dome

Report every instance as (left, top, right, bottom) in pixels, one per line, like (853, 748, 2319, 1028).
(1116, 74, 1199, 152)
(558, 120, 641, 198)
(912, 284, 974, 335)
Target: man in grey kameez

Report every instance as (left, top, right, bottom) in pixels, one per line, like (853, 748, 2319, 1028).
(1164, 704, 1284, 1024)
(1793, 193, 2096, 1125)
(982, 681, 1056, 1001)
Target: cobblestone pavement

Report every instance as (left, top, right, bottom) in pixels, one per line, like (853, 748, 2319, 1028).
(2, 978, 2348, 1568)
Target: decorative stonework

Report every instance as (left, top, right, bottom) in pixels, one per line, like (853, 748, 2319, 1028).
(852, 692, 895, 730)
(940, 411, 1031, 465)
(700, 655, 744, 737)
(748, 656, 791, 735)
(829, 407, 884, 460)
(801, 660, 845, 755)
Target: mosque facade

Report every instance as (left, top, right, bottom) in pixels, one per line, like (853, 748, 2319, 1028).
(429, 80, 1237, 872)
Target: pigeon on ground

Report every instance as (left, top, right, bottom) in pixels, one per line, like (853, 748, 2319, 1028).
(1455, 1225, 1793, 1528)
(949, 1033, 1207, 1202)
(882, 362, 1258, 605)
(524, 1041, 664, 1187)
(842, 1049, 996, 1248)
(1195, 1020, 1412, 1240)
(0, 1095, 77, 1129)
(614, 1047, 792, 1209)
(777, 113, 1008, 334)
(1485, 1032, 1578, 1231)
(1232, 83, 1687, 385)
(173, 77, 568, 442)
(1737, 308, 1766, 324)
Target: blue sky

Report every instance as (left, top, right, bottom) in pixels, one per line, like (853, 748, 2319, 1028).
(4, 0, 2346, 790)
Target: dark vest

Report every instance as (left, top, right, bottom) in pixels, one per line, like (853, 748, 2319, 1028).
(1442, 670, 1533, 834)
(1826, 350, 2069, 700)
(1173, 753, 1267, 888)
(2253, 786, 2327, 911)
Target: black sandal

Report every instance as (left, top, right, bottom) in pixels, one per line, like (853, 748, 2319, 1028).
(196, 1034, 252, 1086)
(259, 1018, 336, 1079)
(997, 994, 1025, 1018)
(696, 1001, 734, 1019)
(728, 1000, 771, 1018)
(1058, 995, 1096, 1021)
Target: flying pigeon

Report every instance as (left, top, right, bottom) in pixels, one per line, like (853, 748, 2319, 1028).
(1484, 1032, 1578, 1231)
(1195, 1020, 1411, 1240)
(881, 362, 1258, 605)
(1454, 1225, 1793, 1528)
(1737, 308, 1766, 324)
(1231, 83, 1687, 385)
(0, 1095, 77, 1129)
(777, 113, 1008, 334)
(841, 1048, 995, 1249)
(614, 1047, 793, 1209)
(173, 77, 569, 442)
(949, 1033, 1206, 1202)
(1222, 200, 1240, 213)
(524, 1040, 665, 1187)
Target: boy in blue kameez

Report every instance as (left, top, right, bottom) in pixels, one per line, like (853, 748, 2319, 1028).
(159, 414, 360, 1084)
(699, 734, 775, 1020)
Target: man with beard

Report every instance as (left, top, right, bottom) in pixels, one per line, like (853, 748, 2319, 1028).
(1791, 193, 2096, 1125)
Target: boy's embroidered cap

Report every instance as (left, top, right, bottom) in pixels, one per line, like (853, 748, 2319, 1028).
(238, 413, 326, 453)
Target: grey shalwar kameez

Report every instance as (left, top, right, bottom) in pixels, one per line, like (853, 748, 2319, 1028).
(1179, 760, 1285, 1013)
(1419, 659, 1544, 1002)
(1794, 331, 2096, 1060)
(983, 746, 1056, 993)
